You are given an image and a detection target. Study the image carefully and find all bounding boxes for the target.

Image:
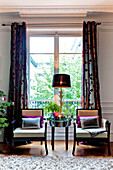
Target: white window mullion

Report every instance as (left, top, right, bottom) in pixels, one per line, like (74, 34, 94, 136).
(54, 33, 59, 104)
(28, 36, 31, 108)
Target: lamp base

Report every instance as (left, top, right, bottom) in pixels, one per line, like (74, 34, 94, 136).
(59, 88, 64, 115)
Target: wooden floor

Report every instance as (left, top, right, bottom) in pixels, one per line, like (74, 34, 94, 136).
(0, 141, 112, 157)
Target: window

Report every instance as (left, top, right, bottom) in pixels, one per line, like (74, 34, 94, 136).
(29, 37, 54, 100)
(28, 31, 82, 112)
(59, 37, 82, 100)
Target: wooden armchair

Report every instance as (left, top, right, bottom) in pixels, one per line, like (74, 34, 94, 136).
(11, 109, 48, 155)
(72, 109, 111, 155)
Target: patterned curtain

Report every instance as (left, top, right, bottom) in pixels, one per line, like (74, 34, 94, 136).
(8, 22, 28, 124)
(81, 21, 101, 119)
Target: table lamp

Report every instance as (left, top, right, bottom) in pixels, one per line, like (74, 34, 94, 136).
(52, 74, 71, 115)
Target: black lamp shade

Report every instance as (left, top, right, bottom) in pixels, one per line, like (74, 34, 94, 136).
(52, 74, 71, 88)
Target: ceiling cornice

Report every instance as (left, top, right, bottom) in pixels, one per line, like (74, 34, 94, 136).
(0, 5, 113, 8)
(1, 5, 113, 10)
(0, 5, 113, 17)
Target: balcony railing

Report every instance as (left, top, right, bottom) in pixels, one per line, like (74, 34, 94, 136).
(29, 99, 81, 117)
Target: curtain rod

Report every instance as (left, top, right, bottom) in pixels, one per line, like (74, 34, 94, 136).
(2, 22, 101, 27)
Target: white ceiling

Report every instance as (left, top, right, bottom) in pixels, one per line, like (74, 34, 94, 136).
(0, 0, 113, 6)
(1, 0, 113, 17)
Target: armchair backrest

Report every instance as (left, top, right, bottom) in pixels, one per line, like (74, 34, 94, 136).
(22, 109, 43, 117)
(77, 109, 98, 117)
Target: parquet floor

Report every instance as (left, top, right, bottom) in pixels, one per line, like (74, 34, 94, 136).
(0, 141, 112, 157)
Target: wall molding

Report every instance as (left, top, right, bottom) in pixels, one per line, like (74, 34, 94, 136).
(101, 101, 113, 114)
(0, 27, 10, 32)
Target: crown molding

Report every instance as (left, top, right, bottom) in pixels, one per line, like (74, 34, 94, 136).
(0, 5, 113, 9)
(0, 5, 113, 19)
(0, 5, 113, 13)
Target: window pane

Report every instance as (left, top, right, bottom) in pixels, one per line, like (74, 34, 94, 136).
(30, 37, 54, 53)
(59, 54, 82, 100)
(30, 54, 54, 100)
(59, 37, 82, 53)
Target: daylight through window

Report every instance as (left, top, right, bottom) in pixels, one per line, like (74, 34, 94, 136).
(29, 34, 82, 112)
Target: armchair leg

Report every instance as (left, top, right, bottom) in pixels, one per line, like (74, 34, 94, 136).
(45, 140, 48, 155)
(11, 140, 14, 154)
(72, 141, 76, 155)
(41, 141, 43, 145)
(108, 141, 111, 155)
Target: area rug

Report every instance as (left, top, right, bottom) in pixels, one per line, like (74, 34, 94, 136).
(0, 155, 113, 170)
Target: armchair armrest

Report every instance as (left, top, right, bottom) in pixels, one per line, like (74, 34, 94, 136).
(105, 120, 111, 132)
(10, 119, 17, 139)
(102, 119, 111, 140)
(11, 119, 16, 124)
(102, 119, 107, 128)
(11, 119, 17, 131)
(102, 119, 111, 131)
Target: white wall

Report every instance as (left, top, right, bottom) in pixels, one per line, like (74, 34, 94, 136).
(0, 27, 11, 96)
(0, 27, 10, 142)
(98, 24, 113, 141)
(1, 14, 113, 141)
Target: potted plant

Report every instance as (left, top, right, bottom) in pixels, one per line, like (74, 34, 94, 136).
(0, 90, 13, 134)
(45, 101, 61, 120)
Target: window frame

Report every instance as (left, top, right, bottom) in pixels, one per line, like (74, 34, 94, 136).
(27, 29, 82, 105)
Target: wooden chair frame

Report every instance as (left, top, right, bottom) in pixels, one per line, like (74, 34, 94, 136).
(11, 109, 48, 155)
(72, 109, 111, 155)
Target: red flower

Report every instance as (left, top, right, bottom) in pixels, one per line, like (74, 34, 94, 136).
(54, 112, 59, 117)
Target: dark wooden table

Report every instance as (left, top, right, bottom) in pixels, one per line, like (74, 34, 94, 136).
(50, 119, 71, 150)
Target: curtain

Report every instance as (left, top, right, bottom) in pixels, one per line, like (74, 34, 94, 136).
(8, 22, 28, 125)
(81, 21, 101, 118)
